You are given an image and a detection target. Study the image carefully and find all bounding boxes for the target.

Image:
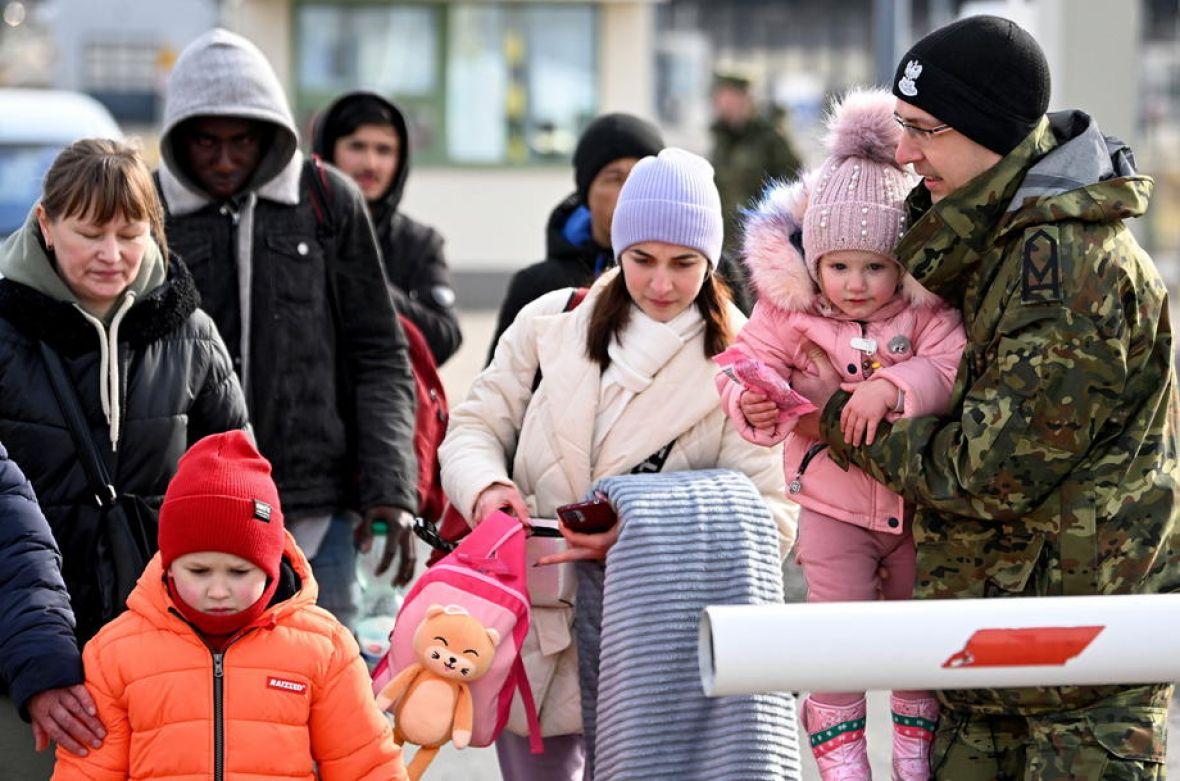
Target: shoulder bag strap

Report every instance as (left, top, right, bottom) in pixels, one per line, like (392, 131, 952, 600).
(39, 342, 117, 507)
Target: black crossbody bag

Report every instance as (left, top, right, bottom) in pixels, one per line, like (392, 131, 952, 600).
(39, 342, 156, 629)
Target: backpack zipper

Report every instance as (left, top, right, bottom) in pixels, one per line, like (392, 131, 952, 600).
(429, 564, 531, 615)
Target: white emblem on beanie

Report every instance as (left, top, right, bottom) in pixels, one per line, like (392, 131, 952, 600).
(898, 60, 922, 97)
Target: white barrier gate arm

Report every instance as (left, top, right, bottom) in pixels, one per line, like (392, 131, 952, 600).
(699, 594, 1180, 696)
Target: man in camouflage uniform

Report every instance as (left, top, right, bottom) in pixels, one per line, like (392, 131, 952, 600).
(710, 73, 802, 254)
(809, 16, 1179, 779)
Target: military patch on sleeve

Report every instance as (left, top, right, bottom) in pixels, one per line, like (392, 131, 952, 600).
(1021, 228, 1062, 304)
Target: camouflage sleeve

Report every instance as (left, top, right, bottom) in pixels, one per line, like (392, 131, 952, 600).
(819, 300, 1127, 520)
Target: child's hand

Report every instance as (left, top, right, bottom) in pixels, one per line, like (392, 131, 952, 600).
(840, 379, 899, 447)
(739, 390, 779, 431)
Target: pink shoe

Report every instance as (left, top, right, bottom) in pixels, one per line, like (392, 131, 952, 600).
(803, 697, 871, 781)
(889, 694, 938, 781)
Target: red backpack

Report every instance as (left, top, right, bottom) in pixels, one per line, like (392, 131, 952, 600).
(306, 156, 449, 524)
(422, 287, 588, 565)
(399, 315, 448, 524)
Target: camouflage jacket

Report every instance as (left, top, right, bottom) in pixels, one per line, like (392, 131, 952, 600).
(821, 112, 1180, 608)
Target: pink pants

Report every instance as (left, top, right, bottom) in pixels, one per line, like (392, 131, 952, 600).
(796, 507, 927, 706)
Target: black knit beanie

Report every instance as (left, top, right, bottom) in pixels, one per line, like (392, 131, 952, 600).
(892, 15, 1050, 155)
(572, 113, 664, 204)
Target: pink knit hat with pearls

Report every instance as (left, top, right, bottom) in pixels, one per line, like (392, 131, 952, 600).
(801, 89, 915, 281)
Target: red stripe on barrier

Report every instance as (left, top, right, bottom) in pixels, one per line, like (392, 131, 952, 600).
(942, 626, 1104, 668)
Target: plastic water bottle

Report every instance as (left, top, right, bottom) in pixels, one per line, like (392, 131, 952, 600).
(356, 520, 404, 667)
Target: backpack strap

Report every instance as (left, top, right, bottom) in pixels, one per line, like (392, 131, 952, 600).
(306, 154, 336, 240)
(530, 286, 588, 394)
(39, 342, 117, 506)
(512, 653, 545, 754)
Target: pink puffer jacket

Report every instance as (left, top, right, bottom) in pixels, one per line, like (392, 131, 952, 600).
(716, 178, 966, 534)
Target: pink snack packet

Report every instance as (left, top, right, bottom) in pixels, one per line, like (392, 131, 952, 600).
(714, 347, 818, 419)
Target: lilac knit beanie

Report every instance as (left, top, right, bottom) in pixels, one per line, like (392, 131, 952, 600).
(610, 147, 723, 266)
(801, 89, 915, 280)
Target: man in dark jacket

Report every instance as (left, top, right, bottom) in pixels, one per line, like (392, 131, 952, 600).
(487, 113, 750, 362)
(156, 30, 420, 626)
(313, 91, 462, 366)
(0, 444, 103, 776)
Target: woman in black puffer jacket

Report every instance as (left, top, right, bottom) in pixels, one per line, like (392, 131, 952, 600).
(0, 139, 248, 772)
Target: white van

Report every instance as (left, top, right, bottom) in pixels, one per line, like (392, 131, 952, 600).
(0, 88, 122, 237)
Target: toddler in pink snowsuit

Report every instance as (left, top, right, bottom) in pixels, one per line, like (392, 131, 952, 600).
(716, 89, 966, 781)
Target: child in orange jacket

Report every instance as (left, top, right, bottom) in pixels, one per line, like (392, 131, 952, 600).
(53, 431, 408, 780)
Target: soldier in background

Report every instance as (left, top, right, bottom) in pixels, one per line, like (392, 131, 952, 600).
(709, 72, 802, 254)
(795, 15, 1179, 779)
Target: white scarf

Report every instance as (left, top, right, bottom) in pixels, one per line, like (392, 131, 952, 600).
(592, 304, 705, 459)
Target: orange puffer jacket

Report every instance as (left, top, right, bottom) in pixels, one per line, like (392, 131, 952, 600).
(52, 533, 408, 780)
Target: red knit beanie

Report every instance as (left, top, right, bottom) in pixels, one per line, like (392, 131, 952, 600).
(159, 431, 285, 580)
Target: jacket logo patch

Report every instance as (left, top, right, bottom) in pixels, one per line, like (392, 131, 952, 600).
(898, 60, 922, 97)
(1021, 229, 1062, 304)
(267, 677, 307, 694)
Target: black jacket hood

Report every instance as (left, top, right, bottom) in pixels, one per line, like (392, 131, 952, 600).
(312, 91, 411, 224)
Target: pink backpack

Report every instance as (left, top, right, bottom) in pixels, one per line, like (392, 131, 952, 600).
(372, 510, 543, 752)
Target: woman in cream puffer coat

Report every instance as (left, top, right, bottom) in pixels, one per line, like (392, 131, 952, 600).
(439, 148, 794, 780)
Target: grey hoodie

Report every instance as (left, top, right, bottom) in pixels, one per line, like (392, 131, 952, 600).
(0, 208, 167, 448)
(158, 28, 301, 209)
(157, 27, 303, 396)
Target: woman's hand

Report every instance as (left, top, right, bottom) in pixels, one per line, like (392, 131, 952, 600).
(28, 684, 105, 755)
(472, 482, 531, 526)
(840, 378, 899, 447)
(739, 390, 779, 431)
(537, 522, 621, 565)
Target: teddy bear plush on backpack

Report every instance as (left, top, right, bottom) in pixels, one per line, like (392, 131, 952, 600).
(375, 604, 501, 780)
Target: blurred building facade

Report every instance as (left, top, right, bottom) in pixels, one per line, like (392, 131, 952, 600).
(1, 0, 1175, 306)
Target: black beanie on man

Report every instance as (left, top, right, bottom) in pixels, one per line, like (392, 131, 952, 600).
(572, 113, 663, 205)
(892, 15, 1050, 156)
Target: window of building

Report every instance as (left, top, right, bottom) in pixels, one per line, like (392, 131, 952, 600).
(295, 2, 598, 165)
(82, 41, 162, 123)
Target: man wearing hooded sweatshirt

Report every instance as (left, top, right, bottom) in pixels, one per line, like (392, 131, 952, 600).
(798, 16, 1180, 779)
(486, 113, 751, 363)
(313, 92, 462, 366)
(156, 30, 420, 630)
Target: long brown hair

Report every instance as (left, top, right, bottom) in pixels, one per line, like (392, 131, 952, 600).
(39, 138, 168, 258)
(585, 268, 734, 370)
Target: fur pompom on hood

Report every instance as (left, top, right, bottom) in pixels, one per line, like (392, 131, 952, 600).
(824, 87, 903, 165)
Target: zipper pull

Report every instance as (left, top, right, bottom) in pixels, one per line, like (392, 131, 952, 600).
(213, 653, 224, 678)
(218, 203, 241, 226)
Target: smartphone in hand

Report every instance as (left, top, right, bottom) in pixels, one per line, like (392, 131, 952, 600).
(555, 497, 617, 535)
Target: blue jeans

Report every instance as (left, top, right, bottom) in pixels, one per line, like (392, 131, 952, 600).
(308, 513, 361, 632)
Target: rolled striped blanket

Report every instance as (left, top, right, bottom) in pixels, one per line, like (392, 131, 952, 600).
(575, 469, 802, 780)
